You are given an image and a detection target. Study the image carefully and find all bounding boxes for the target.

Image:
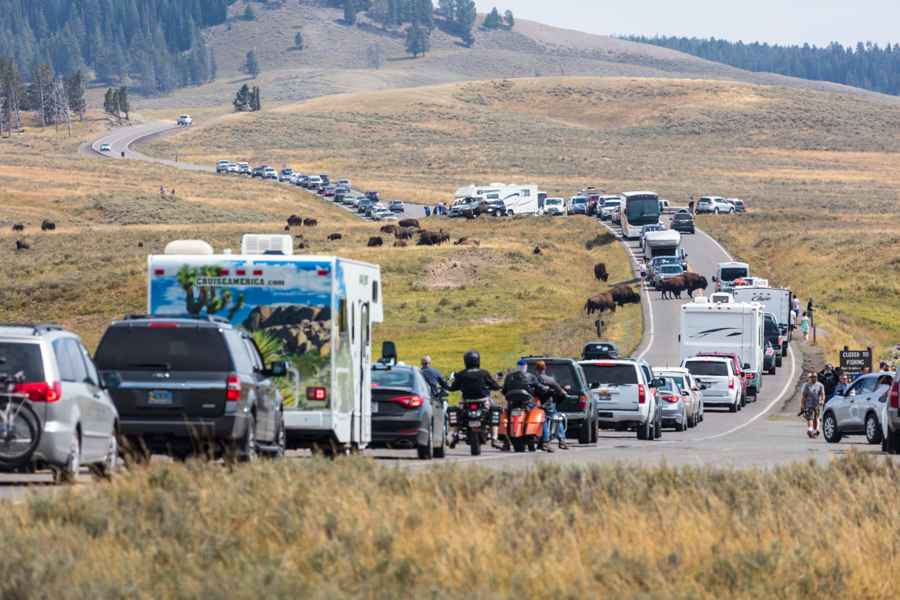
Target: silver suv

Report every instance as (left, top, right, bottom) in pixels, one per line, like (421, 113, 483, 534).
(0, 324, 119, 482)
(579, 359, 663, 440)
(822, 371, 894, 445)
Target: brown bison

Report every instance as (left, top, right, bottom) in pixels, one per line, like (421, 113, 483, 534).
(303, 218, 318, 227)
(681, 272, 708, 298)
(393, 240, 408, 248)
(611, 285, 641, 306)
(41, 220, 56, 231)
(594, 262, 609, 282)
(657, 276, 686, 300)
(585, 293, 617, 315)
(286, 215, 302, 227)
(399, 218, 420, 229)
(533, 246, 542, 255)
(327, 233, 343, 241)
(395, 227, 415, 240)
(380, 224, 398, 235)
(367, 236, 384, 247)
(11, 224, 24, 232)
(15, 240, 30, 251)
(417, 229, 450, 246)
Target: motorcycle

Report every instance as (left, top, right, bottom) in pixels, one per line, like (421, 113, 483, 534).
(498, 390, 545, 452)
(448, 397, 500, 456)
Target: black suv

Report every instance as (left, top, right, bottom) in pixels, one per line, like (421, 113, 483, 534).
(670, 212, 695, 234)
(94, 316, 287, 460)
(522, 357, 599, 445)
(582, 341, 619, 360)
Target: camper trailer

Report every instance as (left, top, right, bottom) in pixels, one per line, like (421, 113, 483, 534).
(642, 230, 684, 261)
(452, 183, 540, 215)
(147, 234, 383, 452)
(732, 286, 793, 353)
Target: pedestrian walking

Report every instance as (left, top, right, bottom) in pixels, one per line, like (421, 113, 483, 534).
(799, 312, 811, 342)
(800, 372, 826, 438)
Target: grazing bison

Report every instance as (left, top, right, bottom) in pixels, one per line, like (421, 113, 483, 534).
(327, 233, 343, 241)
(681, 272, 708, 298)
(395, 227, 415, 240)
(41, 220, 56, 231)
(303, 218, 318, 227)
(417, 229, 450, 246)
(585, 293, 617, 315)
(533, 246, 542, 255)
(594, 262, 609, 282)
(399, 218, 420, 229)
(393, 240, 408, 248)
(296, 240, 309, 250)
(367, 236, 384, 247)
(380, 225, 398, 235)
(657, 276, 686, 300)
(286, 215, 302, 227)
(11, 224, 24, 232)
(15, 240, 30, 251)
(611, 285, 641, 306)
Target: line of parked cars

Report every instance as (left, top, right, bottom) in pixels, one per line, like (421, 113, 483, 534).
(695, 196, 746, 214)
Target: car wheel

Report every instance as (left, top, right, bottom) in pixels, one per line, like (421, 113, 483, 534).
(887, 430, 900, 455)
(591, 415, 599, 444)
(238, 414, 258, 463)
(54, 430, 81, 485)
(90, 433, 119, 480)
(433, 421, 447, 459)
(654, 412, 662, 439)
(822, 412, 841, 443)
(637, 419, 651, 440)
(512, 438, 527, 453)
(417, 423, 434, 460)
(578, 418, 591, 444)
(269, 417, 286, 460)
(776, 355, 783, 368)
(729, 401, 738, 413)
(865, 413, 884, 445)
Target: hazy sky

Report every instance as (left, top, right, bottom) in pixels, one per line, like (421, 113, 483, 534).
(486, 1, 898, 46)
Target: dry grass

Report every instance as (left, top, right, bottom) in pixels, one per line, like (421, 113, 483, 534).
(145, 75, 900, 362)
(3, 453, 899, 597)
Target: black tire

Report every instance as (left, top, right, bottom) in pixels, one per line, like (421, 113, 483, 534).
(654, 412, 662, 439)
(434, 421, 447, 459)
(887, 430, 900, 455)
(591, 416, 599, 444)
(238, 414, 258, 463)
(417, 423, 434, 460)
(729, 402, 738, 413)
(865, 413, 883, 445)
(511, 438, 526, 453)
(89, 433, 119, 480)
(822, 412, 842, 443)
(0, 400, 41, 470)
(675, 410, 686, 432)
(54, 429, 81, 485)
(468, 430, 481, 456)
(776, 355, 783, 368)
(578, 418, 591, 444)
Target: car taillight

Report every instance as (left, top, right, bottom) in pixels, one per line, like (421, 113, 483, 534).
(890, 382, 899, 410)
(578, 394, 588, 410)
(468, 402, 481, 411)
(661, 393, 678, 403)
(729, 377, 735, 390)
(638, 384, 646, 404)
(226, 375, 241, 402)
(392, 395, 424, 409)
(149, 322, 179, 329)
(307, 387, 328, 402)
(16, 381, 62, 403)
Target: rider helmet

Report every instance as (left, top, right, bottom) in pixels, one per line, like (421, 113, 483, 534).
(464, 350, 481, 369)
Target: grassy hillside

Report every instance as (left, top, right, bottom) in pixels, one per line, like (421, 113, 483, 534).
(133, 2, 890, 110)
(2, 454, 897, 597)
(0, 115, 638, 375)
(144, 75, 900, 360)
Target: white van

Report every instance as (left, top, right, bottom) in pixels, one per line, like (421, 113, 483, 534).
(712, 261, 750, 293)
(680, 296, 765, 397)
(642, 230, 683, 261)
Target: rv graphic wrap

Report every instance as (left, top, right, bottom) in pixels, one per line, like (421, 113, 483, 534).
(150, 259, 333, 411)
(692, 327, 744, 339)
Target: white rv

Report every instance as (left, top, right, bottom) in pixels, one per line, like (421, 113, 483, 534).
(453, 183, 540, 215)
(642, 230, 683, 261)
(732, 286, 794, 351)
(147, 234, 383, 453)
(680, 296, 765, 396)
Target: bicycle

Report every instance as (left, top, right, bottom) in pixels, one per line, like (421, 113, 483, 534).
(0, 371, 42, 470)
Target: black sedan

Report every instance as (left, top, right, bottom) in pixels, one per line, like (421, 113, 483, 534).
(371, 364, 446, 459)
(670, 212, 696, 234)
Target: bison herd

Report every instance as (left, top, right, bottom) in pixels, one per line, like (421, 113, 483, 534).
(585, 284, 641, 315)
(9, 219, 57, 251)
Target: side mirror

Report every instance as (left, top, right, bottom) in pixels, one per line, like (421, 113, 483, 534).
(101, 372, 121, 390)
(742, 363, 751, 371)
(266, 361, 288, 378)
(712, 276, 719, 282)
(381, 341, 397, 365)
(681, 390, 690, 397)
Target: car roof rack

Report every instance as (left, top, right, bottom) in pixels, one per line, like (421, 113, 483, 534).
(0, 323, 65, 335)
(122, 314, 231, 325)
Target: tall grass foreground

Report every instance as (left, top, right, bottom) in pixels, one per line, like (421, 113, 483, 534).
(2, 454, 896, 598)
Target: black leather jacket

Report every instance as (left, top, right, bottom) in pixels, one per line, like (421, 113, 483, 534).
(449, 368, 501, 400)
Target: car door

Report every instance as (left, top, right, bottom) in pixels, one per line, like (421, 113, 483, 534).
(78, 341, 117, 449)
(226, 331, 269, 443)
(244, 335, 279, 444)
(844, 377, 875, 431)
(54, 339, 101, 460)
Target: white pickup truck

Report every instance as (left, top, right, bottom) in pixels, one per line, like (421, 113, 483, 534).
(177, 114, 193, 127)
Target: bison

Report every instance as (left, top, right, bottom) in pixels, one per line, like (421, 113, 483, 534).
(399, 218, 420, 229)
(417, 229, 450, 246)
(585, 293, 617, 315)
(611, 285, 641, 306)
(11, 224, 24, 232)
(41, 220, 56, 231)
(286, 215, 302, 227)
(395, 227, 415, 240)
(380, 225, 398, 235)
(302, 218, 318, 227)
(657, 276, 686, 300)
(367, 236, 384, 247)
(681, 272, 708, 298)
(594, 262, 609, 282)
(327, 233, 343, 241)
(15, 240, 30, 251)
(393, 240, 408, 248)
(533, 246, 542, 255)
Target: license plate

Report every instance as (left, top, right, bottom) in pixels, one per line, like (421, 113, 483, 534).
(148, 390, 173, 405)
(598, 412, 614, 418)
(372, 402, 379, 414)
(511, 409, 524, 417)
(468, 421, 481, 429)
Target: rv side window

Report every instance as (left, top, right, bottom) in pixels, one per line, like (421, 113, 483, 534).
(372, 281, 379, 303)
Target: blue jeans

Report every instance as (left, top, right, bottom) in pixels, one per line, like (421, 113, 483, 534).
(542, 407, 566, 443)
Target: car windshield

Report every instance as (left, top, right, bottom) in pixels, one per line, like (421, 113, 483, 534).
(95, 327, 232, 372)
(685, 361, 729, 377)
(603, 200, 621, 207)
(546, 199, 562, 205)
(660, 265, 683, 274)
(581, 364, 638, 386)
(674, 214, 692, 221)
(660, 374, 688, 390)
(0, 343, 45, 382)
(572, 198, 586, 205)
(660, 378, 680, 393)
(371, 368, 415, 389)
(720, 268, 749, 281)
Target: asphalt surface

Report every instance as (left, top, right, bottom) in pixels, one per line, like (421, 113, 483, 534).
(0, 122, 870, 502)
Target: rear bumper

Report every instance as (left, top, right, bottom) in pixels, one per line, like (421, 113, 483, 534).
(596, 409, 646, 428)
(371, 417, 429, 447)
(119, 414, 248, 450)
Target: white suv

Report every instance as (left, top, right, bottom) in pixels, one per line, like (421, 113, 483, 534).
(0, 324, 119, 482)
(580, 359, 663, 440)
(682, 356, 741, 412)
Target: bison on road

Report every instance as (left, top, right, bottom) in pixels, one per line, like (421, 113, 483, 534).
(681, 272, 709, 298)
(327, 233, 343, 241)
(657, 276, 686, 300)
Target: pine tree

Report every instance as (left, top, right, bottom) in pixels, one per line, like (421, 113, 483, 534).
(405, 24, 430, 58)
(64, 70, 86, 121)
(483, 7, 501, 29)
(117, 86, 130, 120)
(233, 83, 251, 111)
(29, 63, 55, 127)
(343, 0, 357, 25)
(294, 31, 304, 50)
(242, 4, 257, 21)
(243, 50, 260, 78)
(103, 87, 119, 119)
(504, 9, 514, 29)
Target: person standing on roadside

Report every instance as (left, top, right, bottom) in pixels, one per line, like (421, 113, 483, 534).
(801, 372, 826, 438)
(799, 312, 811, 342)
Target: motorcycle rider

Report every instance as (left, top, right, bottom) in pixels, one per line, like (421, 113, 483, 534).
(534, 360, 569, 451)
(421, 355, 449, 440)
(499, 359, 547, 451)
(448, 350, 501, 447)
